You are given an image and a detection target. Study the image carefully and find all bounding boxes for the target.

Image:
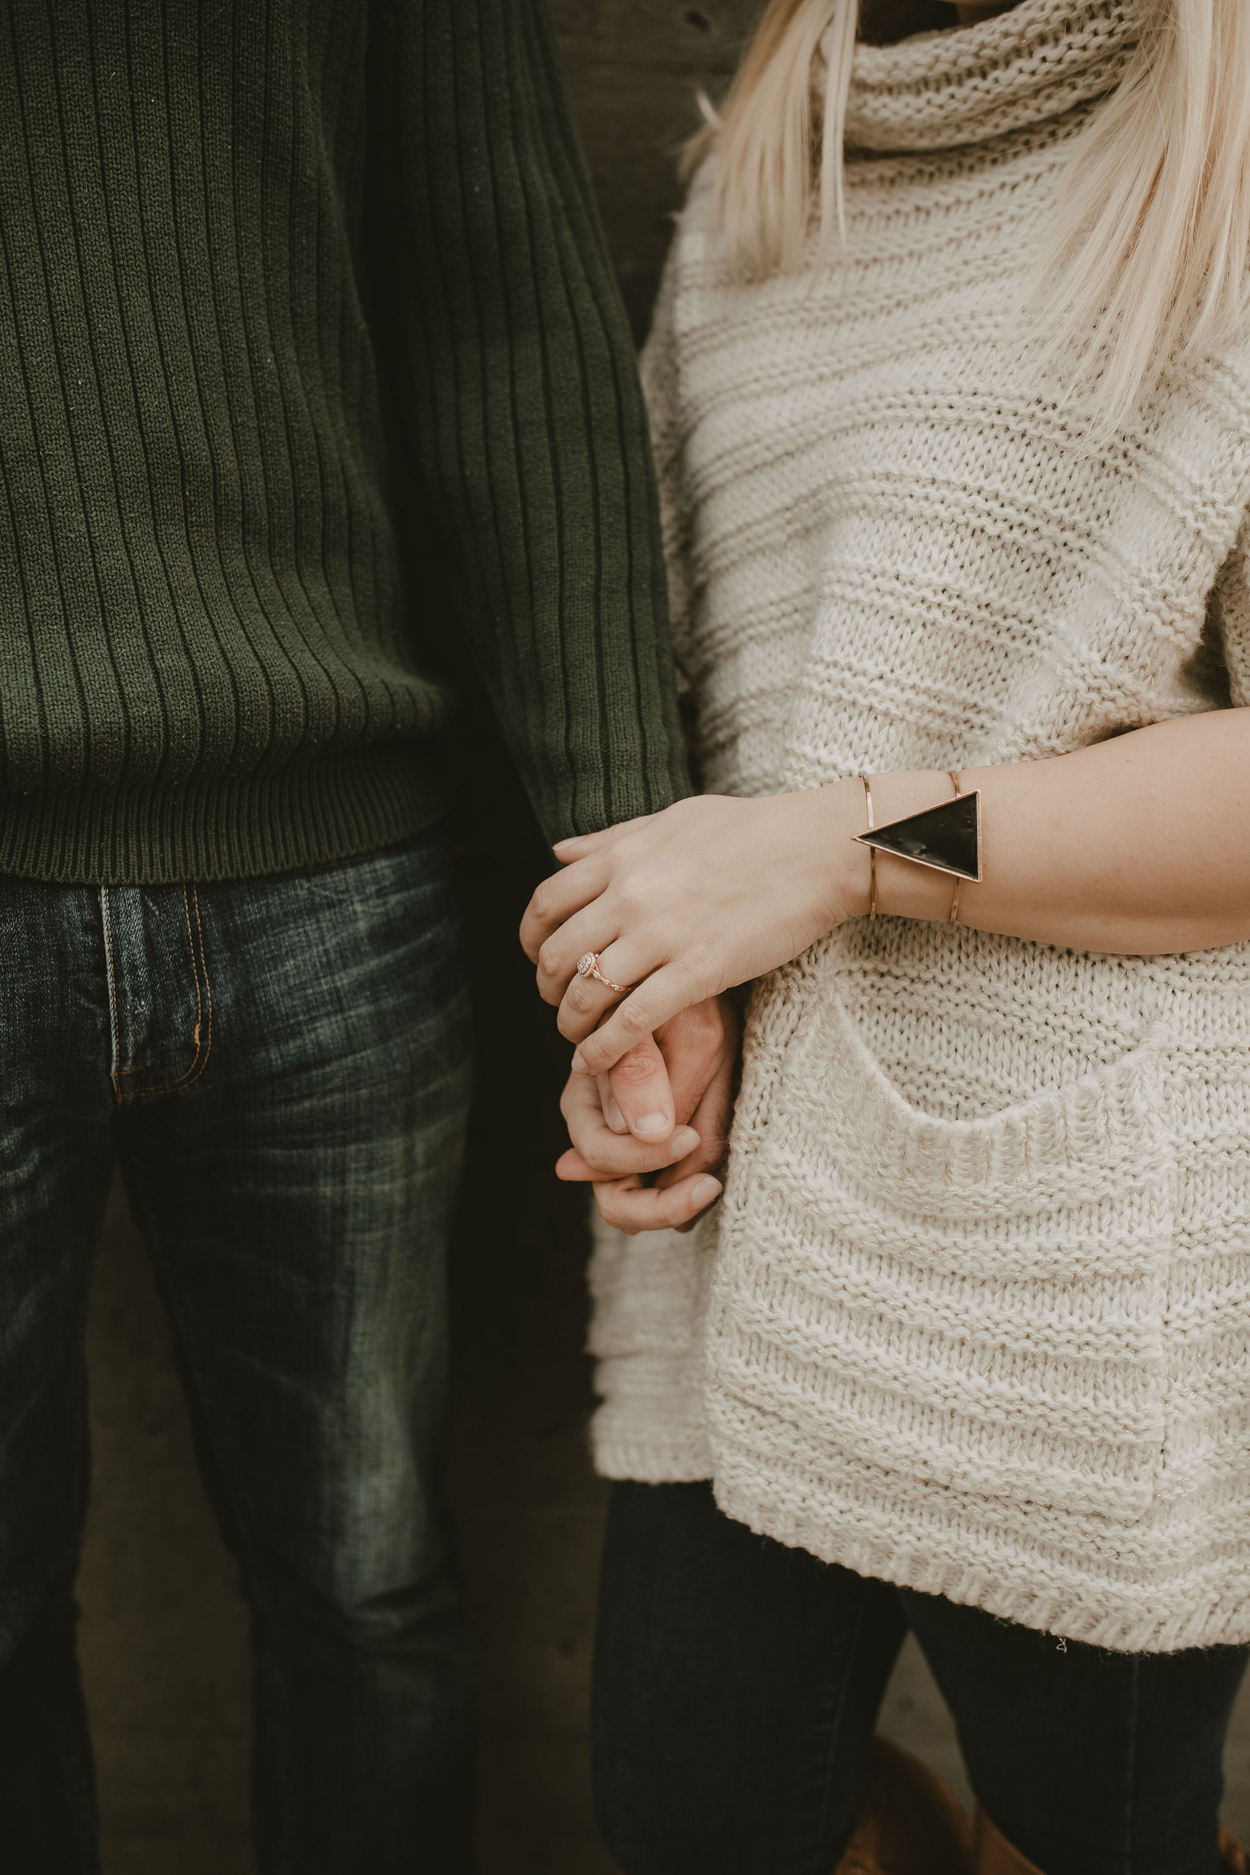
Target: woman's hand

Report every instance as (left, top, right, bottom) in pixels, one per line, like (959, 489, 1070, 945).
(519, 784, 867, 1079)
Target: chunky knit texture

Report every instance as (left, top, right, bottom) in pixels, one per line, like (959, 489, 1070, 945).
(0, 0, 687, 883)
(590, 0, 1250, 1653)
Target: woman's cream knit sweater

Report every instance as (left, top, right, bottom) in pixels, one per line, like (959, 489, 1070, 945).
(589, 0, 1250, 1654)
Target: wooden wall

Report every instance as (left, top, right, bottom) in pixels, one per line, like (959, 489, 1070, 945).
(552, 0, 762, 338)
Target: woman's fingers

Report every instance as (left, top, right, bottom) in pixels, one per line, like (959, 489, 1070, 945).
(519, 850, 612, 963)
(523, 811, 659, 972)
(551, 830, 614, 860)
(593, 1171, 723, 1234)
(551, 813, 656, 864)
(534, 905, 647, 1007)
(548, 937, 631, 1028)
(571, 959, 717, 1078)
(553, 940, 648, 1037)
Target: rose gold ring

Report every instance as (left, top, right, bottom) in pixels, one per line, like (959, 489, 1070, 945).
(576, 951, 629, 995)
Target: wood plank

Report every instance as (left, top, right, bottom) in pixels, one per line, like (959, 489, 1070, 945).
(552, 0, 762, 336)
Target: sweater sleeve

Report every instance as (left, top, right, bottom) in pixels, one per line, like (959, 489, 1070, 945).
(640, 234, 698, 683)
(380, 0, 691, 841)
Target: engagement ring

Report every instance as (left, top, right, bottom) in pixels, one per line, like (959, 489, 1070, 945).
(576, 952, 629, 995)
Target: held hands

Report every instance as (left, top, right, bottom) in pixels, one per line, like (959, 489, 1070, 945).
(523, 785, 859, 1236)
(557, 995, 741, 1234)
(520, 785, 864, 1080)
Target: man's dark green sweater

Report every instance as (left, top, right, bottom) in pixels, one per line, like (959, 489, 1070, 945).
(0, 0, 688, 883)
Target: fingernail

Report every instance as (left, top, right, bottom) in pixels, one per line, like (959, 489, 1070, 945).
(691, 1176, 723, 1207)
(634, 1113, 671, 1138)
(571, 1051, 590, 1074)
(606, 1100, 627, 1133)
(670, 1127, 699, 1156)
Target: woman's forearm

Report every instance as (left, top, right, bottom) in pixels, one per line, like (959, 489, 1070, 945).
(856, 709, 1250, 955)
(521, 706, 1250, 1079)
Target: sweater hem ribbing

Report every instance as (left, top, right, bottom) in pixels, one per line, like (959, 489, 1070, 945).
(0, 746, 448, 886)
(587, 1421, 1250, 1650)
(590, 1414, 713, 1486)
(710, 1453, 1250, 1655)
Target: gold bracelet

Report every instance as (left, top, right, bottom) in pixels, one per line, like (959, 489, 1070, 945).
(857, 773, 877, 921)
(852, 768, 982, 923)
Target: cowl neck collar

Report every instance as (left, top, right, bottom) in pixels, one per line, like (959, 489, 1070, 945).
(837, 0, 1146, 152)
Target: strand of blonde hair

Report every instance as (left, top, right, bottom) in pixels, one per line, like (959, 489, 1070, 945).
(693, 0, 1250, 433)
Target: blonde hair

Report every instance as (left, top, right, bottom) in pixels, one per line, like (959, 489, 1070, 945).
(696, 0, 1250, 432)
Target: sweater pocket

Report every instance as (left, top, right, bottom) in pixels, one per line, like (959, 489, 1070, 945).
(710, 995, 1175, 1523)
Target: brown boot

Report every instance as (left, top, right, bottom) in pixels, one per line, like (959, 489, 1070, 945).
(834, 1736, 973, 1875)
(1222, 1829, 1250, 1875)
(974, 1811, 1250, 1874)
(972, 1811, 1042, 1874)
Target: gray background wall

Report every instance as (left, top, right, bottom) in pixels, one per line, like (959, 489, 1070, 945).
(76, 5, 1250, 1869)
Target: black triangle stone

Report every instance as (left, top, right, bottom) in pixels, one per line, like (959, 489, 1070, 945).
(857, 791, 981, 881)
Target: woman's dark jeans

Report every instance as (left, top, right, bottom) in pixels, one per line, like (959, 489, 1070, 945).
(593, 1481, 1250, 1875)
(0, 827, 474, 1874)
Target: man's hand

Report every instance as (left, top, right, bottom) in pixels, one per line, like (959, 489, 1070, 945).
(556, 994, 740, 1235)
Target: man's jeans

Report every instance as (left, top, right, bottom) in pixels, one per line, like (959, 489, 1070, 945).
(0, 827, 474, 1874)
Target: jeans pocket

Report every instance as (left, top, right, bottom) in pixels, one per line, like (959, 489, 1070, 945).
(711, 992, 1175, 1523)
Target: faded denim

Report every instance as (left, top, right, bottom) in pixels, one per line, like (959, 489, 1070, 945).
(0, 827, 475, 1874)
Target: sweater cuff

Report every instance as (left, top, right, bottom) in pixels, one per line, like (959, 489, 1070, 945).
(534, 754, 693, 844)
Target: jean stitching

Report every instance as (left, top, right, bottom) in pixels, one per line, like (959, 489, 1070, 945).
(808, 1581, 872, 1875)
(134, 884, 213, 1099)
(193, 885, 213, 1056)
(101, 885, 128, 1104)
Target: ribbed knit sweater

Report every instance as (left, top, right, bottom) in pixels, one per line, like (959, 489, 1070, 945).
(0, 0, 687, 883)
(590, 0, 1250, 1653)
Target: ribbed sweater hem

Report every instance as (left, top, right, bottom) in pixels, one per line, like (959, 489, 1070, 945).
(591, 1431, 714, 1486)
(0, 746, 446, 886)
(712, 1447, 1250, 1655)
(591, 1407, 713, 1486)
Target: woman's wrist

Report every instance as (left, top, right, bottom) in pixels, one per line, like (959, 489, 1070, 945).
(838, 770, 972, 927)
(841, 777, 875, 923)
(797, 780, 875, 928)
